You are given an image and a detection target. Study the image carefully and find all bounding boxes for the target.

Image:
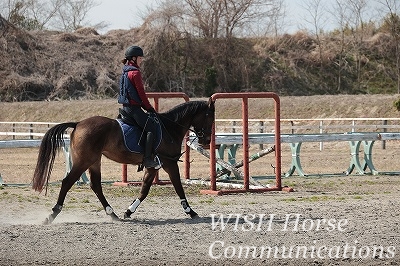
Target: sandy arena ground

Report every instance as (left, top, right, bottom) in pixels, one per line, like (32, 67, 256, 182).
(0, 142, 399, 266)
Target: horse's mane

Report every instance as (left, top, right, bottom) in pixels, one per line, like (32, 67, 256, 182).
(159, 101, 207, 124)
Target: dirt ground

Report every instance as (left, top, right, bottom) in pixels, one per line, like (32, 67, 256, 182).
(0, 144, 400, 266)
(0, 96, 399, 265)
(0, 176, 399, 266)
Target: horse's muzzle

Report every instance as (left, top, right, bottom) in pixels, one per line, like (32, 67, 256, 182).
(199, 144, 210, 149)
(198, 136, 211, 148)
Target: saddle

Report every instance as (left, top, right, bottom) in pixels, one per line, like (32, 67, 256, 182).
(118, 108, 139, 127)
(117, 109, 162, 154)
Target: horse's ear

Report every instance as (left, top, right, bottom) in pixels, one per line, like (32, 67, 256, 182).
(207, 97, 215, 109)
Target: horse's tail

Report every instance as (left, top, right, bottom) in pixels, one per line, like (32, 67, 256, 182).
(32, 122, 77, 193)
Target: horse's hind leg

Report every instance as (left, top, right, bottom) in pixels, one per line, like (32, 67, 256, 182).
(88, 160, 120, 221)
(44, 166, 85, 224)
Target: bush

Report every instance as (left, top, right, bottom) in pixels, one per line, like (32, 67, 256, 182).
(394, 98, 400, 111)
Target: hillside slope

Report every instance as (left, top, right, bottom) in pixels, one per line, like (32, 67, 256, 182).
(1, 14, 400, 101)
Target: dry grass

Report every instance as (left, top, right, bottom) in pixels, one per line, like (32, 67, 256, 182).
(2, 14, 400, 103)
(0, 94, 399, 122)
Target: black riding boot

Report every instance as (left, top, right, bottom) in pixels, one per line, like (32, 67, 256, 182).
(143, 132, 161, 169)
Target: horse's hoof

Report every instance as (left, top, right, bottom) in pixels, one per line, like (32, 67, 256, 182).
(110, 212, 121, 221)
(124, 210, 132, 219)
(43, 218, 50, 225)
(189, 210, 199, 219)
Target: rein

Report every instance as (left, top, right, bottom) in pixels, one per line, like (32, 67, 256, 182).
(156, 112, 203, 142)
(156, 113, 198, 162)
(154, 102, 212, 162)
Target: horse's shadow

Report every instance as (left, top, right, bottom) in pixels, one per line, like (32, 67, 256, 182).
(120, 216, 211, 226)
(119, 215, 325, 227)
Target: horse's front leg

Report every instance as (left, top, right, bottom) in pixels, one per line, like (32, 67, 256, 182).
(163, 161, 198, 219)
(124, 168, 157, 219)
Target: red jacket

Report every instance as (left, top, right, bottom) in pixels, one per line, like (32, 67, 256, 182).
(126, 61, 154, 111)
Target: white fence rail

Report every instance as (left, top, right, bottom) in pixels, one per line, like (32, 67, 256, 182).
(0, 117, 399, 149)
(1, 118, 400, 142)
(0, 122, 58, 140)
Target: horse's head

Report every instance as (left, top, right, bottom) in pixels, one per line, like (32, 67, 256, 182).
(193, 98, 215, 146)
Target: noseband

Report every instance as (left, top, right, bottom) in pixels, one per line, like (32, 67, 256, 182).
(193, 109, 213, 141)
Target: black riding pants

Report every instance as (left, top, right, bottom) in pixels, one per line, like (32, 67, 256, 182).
(122, 105, 157, 135)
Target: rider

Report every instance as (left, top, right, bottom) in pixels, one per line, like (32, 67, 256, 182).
(118, 45, 161, 169)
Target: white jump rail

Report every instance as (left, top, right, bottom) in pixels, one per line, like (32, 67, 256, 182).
(214, 132, 400, 177)
(216, 117, 400, 150)
(215, 132, 400, 145)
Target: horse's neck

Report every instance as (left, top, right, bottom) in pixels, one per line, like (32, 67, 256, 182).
(161, 102, 204, 140)
(161, 115, 190, 141)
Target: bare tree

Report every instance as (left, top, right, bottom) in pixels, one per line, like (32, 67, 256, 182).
(0, 0, 100, 31)
(52, 0, 98, 31)
(330, 0, 373, 93)
(301, 0, 328, 68)
(24, 0, 63, 29)
(141, 0, 285, 38)
(348, 0, 369, 92)
(377, 0, 400, 93)
(2, 0, 40, 29)
(269, 0, 286, 37)
(222, 0, 265, 38)
(139, 0, 193, 93)
(141, 0, 186, 34)
(183, 0, 282, 38)
(183, 0, 222, 38)
(330, 0, 350, 92)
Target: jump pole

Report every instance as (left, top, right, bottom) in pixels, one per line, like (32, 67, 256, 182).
(200, 92, 293, 195)
(114, 92, 190, 186)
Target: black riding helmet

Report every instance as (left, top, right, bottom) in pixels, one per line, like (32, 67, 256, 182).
(125, 46, 144, 60)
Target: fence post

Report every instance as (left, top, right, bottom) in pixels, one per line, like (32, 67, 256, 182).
(382, 120, 387, 149)
(30, 123, 33, 140)
(319, 120, 323, 151)
(290, 121, 294, 134)
(259, 121, 264, 150)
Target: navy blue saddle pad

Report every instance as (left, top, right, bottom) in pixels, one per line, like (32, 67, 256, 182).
(117, 119, 162, 153)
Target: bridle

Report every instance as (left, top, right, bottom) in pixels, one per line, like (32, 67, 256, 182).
(155, 103, 214, 161)
(192, 108, 214, 142)
(157, 105, 214, 143)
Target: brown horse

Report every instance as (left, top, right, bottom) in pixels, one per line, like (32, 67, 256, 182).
(32, 98, 215, 224)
